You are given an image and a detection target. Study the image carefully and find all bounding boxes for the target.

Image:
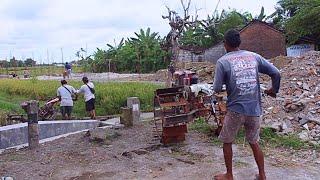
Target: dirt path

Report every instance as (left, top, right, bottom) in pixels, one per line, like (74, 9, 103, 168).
(36, 72, 161, 83)
(1, 121, 319, 180)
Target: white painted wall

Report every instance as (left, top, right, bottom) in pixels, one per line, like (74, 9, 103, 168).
(287, 44, 315, 57)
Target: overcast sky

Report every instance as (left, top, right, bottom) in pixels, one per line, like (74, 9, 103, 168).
(0, 0, 278, 63)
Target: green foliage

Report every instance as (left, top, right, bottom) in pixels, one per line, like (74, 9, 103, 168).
(270, 0, 320, 44)
(84, 28, 169, 73)
(256, 6, 266, 21)
(0, 57, 38, 68)
(259, 127, 305, 149)
(235, 127, 314, 150)
(217, 10, 246, 35)
(179, 23, 220, 48)
(189, 118, 212, 134)
(179, 9, 252, 48)
(190, 125, 315, 150)
(285, 0, 320, 44)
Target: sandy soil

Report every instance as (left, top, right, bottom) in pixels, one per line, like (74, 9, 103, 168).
(1, 120, 320, 180)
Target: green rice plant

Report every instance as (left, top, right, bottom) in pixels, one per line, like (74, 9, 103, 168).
(0, 79, 162, 117)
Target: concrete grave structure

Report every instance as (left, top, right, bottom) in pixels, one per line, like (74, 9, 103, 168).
(0, 120, 99, 150)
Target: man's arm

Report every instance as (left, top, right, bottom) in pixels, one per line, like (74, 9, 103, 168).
(71, 86, 76, 93)
(257, 55, 281, 96)
(76, 86, 84, 94)
(71, 86, 78, 99)
(57, 88, 61, 100)
(213, 61, 225, 93)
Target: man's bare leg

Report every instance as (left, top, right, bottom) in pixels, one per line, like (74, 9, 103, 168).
(249, 143, 266, 180)
(214, 143, 234, 180)
(90, 110, 96, 119)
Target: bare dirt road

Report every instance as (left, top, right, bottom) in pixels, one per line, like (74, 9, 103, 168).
(37, 72, 162, 83)
(1, 121, 319, 180)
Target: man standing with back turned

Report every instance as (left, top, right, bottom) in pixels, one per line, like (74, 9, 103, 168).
(57, 79, 77, 120)
(77, 77, 96, 119)
(213, 29, 281, 180)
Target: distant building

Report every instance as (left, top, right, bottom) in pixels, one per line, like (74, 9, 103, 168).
(287, 37, 319, 57)
(175, 42, 226, 64)
(239, 20, 286, 59)
(175, 20, 286, 63)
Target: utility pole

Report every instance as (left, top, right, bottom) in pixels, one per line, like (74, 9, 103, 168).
(61, 48, 64, 64)
(47, 49, 49, 65)
(85, 43, 88, 58)
(47, 49, 50, 75)
(32, 52, 35, 67)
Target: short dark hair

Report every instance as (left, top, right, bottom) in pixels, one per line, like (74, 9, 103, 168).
(82, 76, 89, 83)
(61, 79, 67, 85)
(224, 29, 241, 48)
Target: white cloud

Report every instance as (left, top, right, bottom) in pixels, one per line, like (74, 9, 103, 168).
(0, 0, 278, 62)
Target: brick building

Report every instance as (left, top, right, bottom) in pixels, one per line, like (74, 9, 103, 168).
(240, 20, 286, 59)
(175, 20, 286, 63)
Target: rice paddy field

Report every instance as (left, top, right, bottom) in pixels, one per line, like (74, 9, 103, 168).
(0, 79, 162, 125)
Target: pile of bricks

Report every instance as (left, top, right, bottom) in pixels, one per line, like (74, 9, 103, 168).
(261, 51, 320, 144)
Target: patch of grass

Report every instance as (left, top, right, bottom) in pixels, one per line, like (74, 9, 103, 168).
(189, 118, 212, 135)
(0, 91, 29, 125)
(235, 127, 317, 150)
(191, 122, 316, 150)
(211, 137, 222, 146)
(259, 127, 308, 150)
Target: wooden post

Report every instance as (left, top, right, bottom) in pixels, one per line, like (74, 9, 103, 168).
(120, 107, 133, 127)
(21, 100, 40, 149)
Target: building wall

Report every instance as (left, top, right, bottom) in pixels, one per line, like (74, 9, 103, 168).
(204, 43, 226, 63)
(176, 43, 226, 64)
(287, 44, 315, 57)
(176, 49, 205, 62)
(240, 22, 286, 59)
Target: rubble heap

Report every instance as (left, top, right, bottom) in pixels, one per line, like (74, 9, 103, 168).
(151, 61, 215, 83)
(262, 51, 320, 144)
(269, 55, 294, 69)
(175, 61, 215, 83)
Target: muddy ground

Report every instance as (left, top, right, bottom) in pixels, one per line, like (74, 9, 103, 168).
(1, 120, 320, 180)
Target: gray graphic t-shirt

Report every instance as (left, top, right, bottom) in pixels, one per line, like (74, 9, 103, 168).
(213, 50, 280, 116)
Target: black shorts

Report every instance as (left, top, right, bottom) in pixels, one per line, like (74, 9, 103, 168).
(85, 98, 95, 111)
(60, 106, 73, 116)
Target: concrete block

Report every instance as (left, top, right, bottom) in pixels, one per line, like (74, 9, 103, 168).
(120, 107, 133, 127)
(127, 97, 140, 122)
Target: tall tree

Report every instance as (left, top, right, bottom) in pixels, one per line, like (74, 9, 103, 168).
(269, 0, 320, 44)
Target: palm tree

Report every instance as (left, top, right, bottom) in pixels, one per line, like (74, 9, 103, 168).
(128, 28, 161, 73)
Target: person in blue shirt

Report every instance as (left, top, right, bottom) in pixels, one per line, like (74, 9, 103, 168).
(64, 62, 72, 78)
(213, 29, 280, 180)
